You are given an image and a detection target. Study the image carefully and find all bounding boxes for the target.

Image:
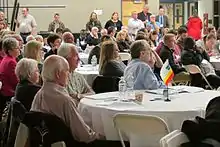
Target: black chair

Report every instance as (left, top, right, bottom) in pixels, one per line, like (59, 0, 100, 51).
(2, 98, 27, 147)
(92, 76, 120, 94)
(22, 111, 79, 147)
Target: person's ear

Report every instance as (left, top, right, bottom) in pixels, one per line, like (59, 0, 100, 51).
(55, 70, 60, 79)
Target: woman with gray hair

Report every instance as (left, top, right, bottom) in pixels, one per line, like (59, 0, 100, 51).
(15, 58, 41, 110)
(0, 37, 20, 120)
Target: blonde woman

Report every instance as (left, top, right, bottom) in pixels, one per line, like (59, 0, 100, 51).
(24, 40, 43, 73)
(116, 31, 131, 52)
(99, 41, 126, 77)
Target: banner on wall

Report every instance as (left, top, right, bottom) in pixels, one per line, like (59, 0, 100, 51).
(203, 13, 208, 35)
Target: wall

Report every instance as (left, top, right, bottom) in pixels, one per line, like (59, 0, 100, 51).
(198, 0, 213, 26)
(8, 0, 121, 32)
(7, 0, 160, 33)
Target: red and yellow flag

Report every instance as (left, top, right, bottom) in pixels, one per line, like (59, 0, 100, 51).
(160, 59, 174, 85)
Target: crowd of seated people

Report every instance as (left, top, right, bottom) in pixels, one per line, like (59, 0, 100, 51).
(0, 4, 220, 147)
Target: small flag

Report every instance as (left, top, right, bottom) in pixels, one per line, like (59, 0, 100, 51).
(160, 59, 174, 85)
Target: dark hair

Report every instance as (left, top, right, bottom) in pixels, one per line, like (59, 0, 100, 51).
(135, 33, 148, 41)
(63, 28, 72, 33)
(130, 40, 150, 59)
(54, 13, 60, 17)
(167, 29, 177, 36)
(183, 37, 195, 50)
(208, 26, 215, 33)
(100, 35, 111, 43)
(47, 33, 61, 47)
(107, 26, 116, 35)
(177, 27, 187, 35)
(56, 28, 63, 34)
(137, 28, 148, 34)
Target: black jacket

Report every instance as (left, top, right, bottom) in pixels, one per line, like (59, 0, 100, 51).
(15, 80, 41, 111)
(104, 20, 123, 32)
(159, 45, 185, 74)
(44, 49, 57, 60)
(88, 45, 100, 64)
(137, 11, 152, 22)
(86, 34, 100, 46)
(181, 49, 210, 66)
(117, 40, 130, 52)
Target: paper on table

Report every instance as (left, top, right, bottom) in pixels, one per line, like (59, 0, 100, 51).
(145, 86, 204, 95)
(96, 101, 144, 111)
(85, 95, 119, 100)
(172, 86, 204, 93)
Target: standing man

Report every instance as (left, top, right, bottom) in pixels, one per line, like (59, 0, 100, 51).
(16, 8, 37, 44)
(137, 4, 152, 23)
(48, 13, 65, 33)
(128, 11, 145, 40)
(156, 7, 170, 29)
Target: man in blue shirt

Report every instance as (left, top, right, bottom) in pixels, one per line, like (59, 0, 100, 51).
(124, 40, 166, 90)
(146, 15, 160, 33)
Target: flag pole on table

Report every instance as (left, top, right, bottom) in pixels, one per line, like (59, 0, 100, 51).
(160, 59, 174, 102)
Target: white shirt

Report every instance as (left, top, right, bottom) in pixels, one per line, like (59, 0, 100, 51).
(127, 18, 144, 36)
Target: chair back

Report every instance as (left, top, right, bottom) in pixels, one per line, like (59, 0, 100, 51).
(22, 111, 76, 147)
(113, 113, 169, 147)
(160, 130, 189, 147)
(185, 64, 213, 89)
(185, 65, 201, 74)
(92, 75, 120, 93)
(3, 98, 27, 147)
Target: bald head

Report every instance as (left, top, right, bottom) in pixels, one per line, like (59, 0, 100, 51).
(62, 32, 74, 44)
(42, 55, 69, 86)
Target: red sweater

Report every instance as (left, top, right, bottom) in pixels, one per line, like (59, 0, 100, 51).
(0, 55, 18, 96)
(187, 16, 203, 40)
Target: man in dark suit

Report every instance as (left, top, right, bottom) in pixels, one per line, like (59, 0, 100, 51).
(137, 4, 152, 23)
(156, 8, 170, 28)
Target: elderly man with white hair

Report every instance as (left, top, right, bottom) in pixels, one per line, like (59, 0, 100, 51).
(31, 55, 125, 146)
(31, 55, 100, 143)
(57, 43, 94, 104)
(86, 26, 100, 46)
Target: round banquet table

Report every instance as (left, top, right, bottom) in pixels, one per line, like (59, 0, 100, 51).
(79, 53, 89, 64)
(75, 65, 99, 86)
(78, 86, 220, 140)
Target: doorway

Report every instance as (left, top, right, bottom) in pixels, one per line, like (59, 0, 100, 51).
(121, 0, 146, 26)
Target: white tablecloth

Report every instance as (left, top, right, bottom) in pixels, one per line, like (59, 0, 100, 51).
(78, 86, 220, 140)
(75, 65, 99, 86)
(79, 53, 89, 64)
(210, 56, 220, 71)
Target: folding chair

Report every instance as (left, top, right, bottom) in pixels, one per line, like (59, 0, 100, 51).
(172, 72, 191, 86)
(113, 113, 170, 147)
(184, 64, 213, 90)
(160, 130, 189, 147)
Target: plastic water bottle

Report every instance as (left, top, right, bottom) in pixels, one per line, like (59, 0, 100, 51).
(91, 55, 97, 67)
(76, 38, 82, 52)
(118, 77, 127, 99)
(125, 74, 134, 99)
